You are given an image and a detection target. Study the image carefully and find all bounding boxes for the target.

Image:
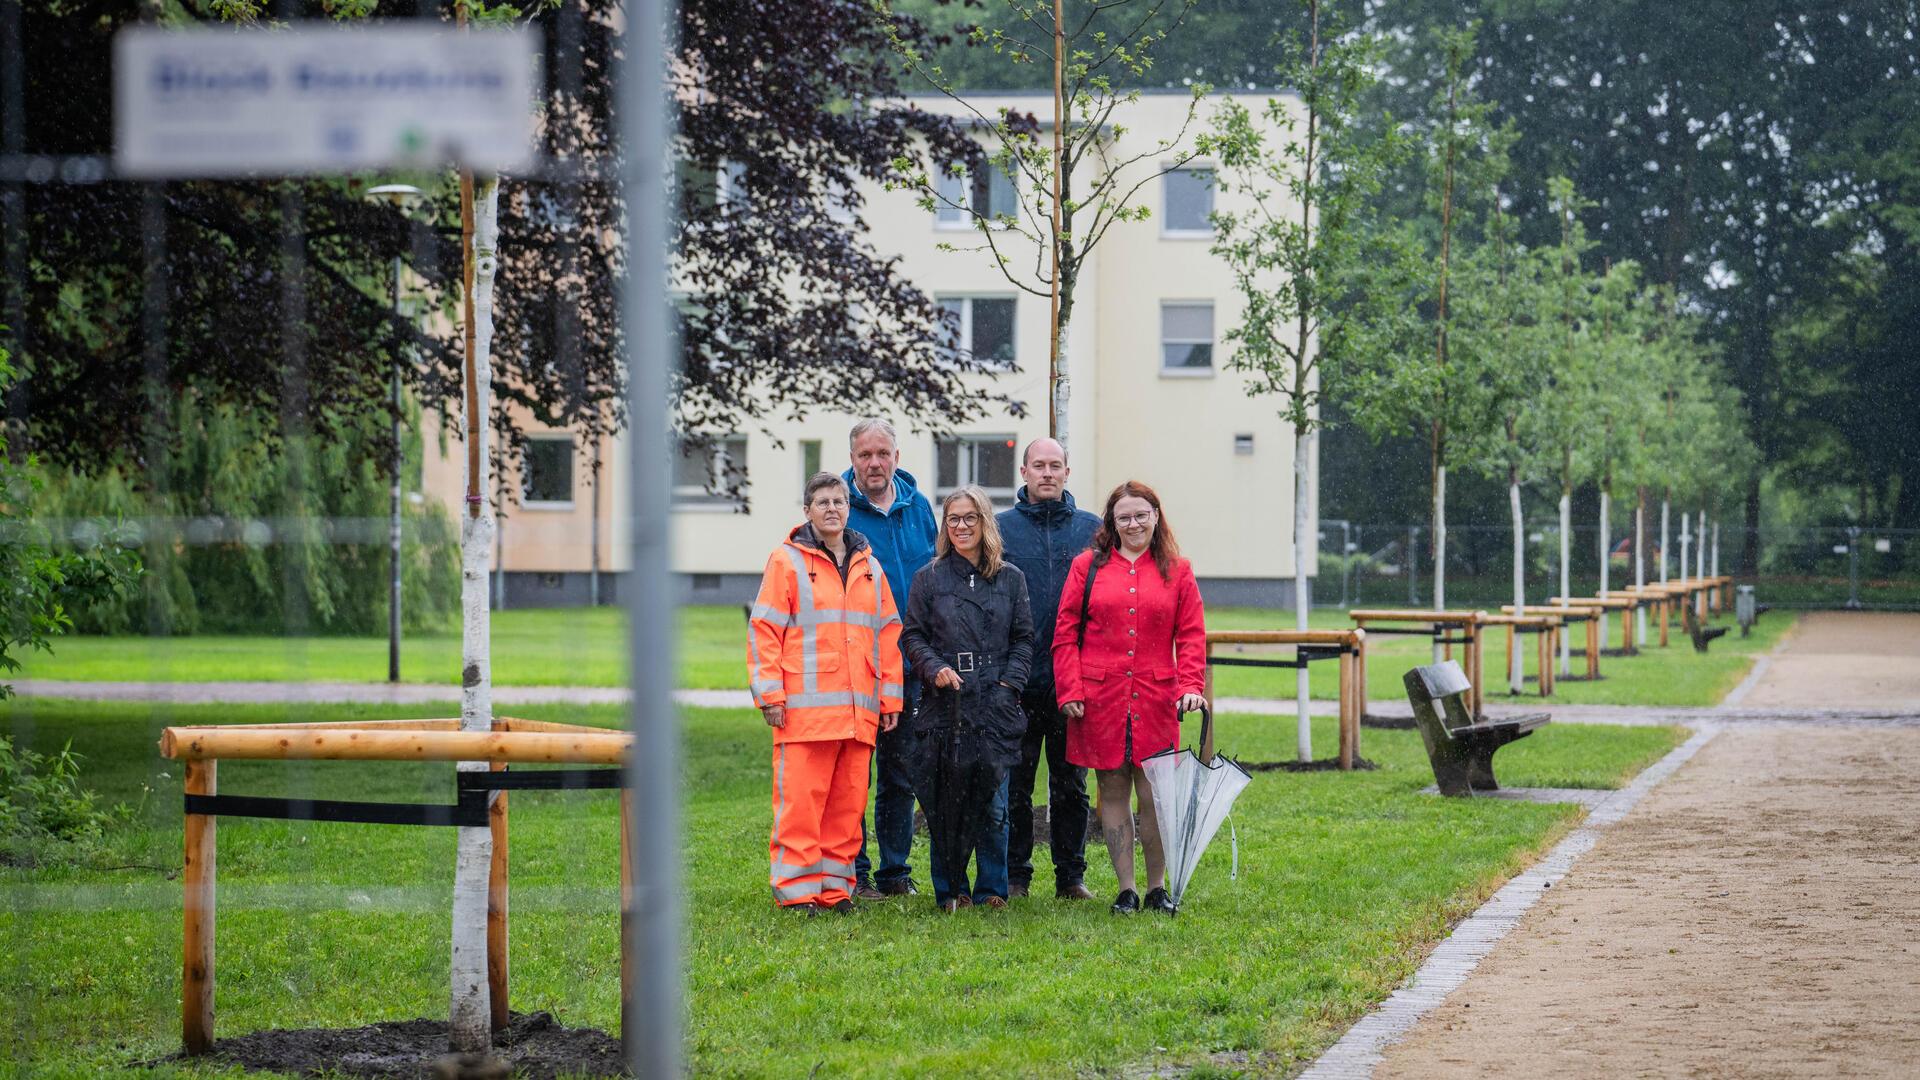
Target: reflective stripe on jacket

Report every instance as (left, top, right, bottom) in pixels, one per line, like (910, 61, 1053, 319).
(747, 525, 906, 744)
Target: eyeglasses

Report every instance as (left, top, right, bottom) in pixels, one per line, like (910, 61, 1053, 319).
(810, 497, 849, 510)
(1115, 512, 1156, 528)
(944, 514, 982, 528)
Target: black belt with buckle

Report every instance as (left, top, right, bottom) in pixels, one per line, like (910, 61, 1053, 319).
(951, 651, 1005, 673)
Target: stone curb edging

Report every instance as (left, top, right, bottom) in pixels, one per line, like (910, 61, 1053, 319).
(1296, 726, 1719, 1080)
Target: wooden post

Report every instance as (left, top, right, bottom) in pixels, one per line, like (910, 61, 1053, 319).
(1538, 624, 1553, 696)
(1202, 641, 1216, 717)
(183, 758, 216, 1055)
(1506, 624, 1517, 692)
(1658, 595, 1670, 647)
(1353, 623, 1369, 723)
(619, 788, 635, 1058)
(487, 754, 509, 1032)
(1587, 614, 1601, 678)
(1337, 648, 1355, 769)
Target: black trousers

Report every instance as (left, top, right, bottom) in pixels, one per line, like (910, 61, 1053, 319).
(1007, 688, 1089, 890)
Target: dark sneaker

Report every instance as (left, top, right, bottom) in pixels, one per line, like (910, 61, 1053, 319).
(877, 877, 919, 897)
(1143, 887, 1178, 916)
(1056, 883, 1095, 901)
(852, 880, 887, 901)
(1110, 889, 1141, 915)
(827, 899, 856, 915)
(1007, 882, 1030, 899)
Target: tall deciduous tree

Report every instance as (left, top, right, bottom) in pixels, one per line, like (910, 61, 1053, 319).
(1203, 0, 1397, 760)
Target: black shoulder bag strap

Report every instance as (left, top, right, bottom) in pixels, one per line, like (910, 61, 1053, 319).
(1075, 555, 1100, 650)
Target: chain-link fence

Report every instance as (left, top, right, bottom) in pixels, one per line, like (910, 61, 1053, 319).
(1317, 521, 1920, 611)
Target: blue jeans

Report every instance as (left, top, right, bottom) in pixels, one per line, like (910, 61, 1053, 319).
(855, 678, 919, 886)
(929, 773, 1010, 903)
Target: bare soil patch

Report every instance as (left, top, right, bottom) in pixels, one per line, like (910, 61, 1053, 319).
(1375, 726, 1920, 1079)
(1739, 611, 1920, 710)
(173, 1011, 626, 1079)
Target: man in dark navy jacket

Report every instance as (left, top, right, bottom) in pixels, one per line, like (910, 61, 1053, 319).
(842, 418, 938, 898)
(995, 437, 1101, 899)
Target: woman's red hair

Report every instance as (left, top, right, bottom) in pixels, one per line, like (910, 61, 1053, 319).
(1090, 480, 1182, 579)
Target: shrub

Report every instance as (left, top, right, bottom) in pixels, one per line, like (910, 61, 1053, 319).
(0, 735, 132, 866)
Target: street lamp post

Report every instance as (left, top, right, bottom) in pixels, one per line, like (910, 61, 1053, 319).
(367, 183, 424, 684)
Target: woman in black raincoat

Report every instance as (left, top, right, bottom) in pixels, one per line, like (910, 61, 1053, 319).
(900, 484, 1035, 912)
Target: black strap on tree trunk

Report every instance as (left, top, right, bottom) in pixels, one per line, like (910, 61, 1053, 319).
(183, 768, 629, 827)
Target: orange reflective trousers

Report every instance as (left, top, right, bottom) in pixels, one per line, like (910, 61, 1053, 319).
(769, 738, 873, 908)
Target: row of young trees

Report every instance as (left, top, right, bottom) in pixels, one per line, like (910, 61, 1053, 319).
(1206, 7, 1758, 724)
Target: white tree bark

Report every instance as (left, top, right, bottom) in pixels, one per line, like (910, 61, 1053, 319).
(1432, 464, 1447, 663)
(1508, 480, 1524, 693)
(1660, 497, 1670, 584)
(1696, 509, 1708, 617)
(1711, 521, 1720, 580)
(1679, 511, 1692, 584)
(1634, 500, 1647, 645)
(1558, 490, 1571, 675)
(450, 175, 501, 1053)
(1294, 427, 1313, 762)
(1052, 322, 1071, 452)
(1596, 489, 1611, 649)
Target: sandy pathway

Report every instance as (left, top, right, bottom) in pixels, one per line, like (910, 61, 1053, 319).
(1738, 611, 1920, 710)
(1372, 611, 1920, 1078)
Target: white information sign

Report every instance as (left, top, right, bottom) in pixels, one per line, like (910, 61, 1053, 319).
(114, 24, 539, 178)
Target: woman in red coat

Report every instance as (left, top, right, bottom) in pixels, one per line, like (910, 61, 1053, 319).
(1052, 480, 1207, 915)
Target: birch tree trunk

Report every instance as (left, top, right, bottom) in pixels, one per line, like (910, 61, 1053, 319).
(1711, 521, 1720, 580)
(1696, 509, 1707, 616)
(1508, 476, 1524, 693)
(1680, 511, 1692, 584)
(1558, 488, 1571, 674)
(1432, 460, 1447, 664)
(450, 173, 501, 1053)
(1293, 427, 1312, 761)
(1660, 496, 1670, 584)
(1634, 489, 1647, 645)
(1596, 488, 1611, 649)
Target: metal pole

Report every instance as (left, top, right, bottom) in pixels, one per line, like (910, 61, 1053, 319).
(621, 0, 682, 1073)
(1407, 525, 1418, 606)
(1847, 525, 1862, 609)
(390, 253, 405, 682)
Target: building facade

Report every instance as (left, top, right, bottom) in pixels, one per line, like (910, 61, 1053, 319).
(422, 89, 1316, 610)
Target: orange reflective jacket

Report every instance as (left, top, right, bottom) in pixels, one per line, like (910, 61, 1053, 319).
(747, 526, 905, 745)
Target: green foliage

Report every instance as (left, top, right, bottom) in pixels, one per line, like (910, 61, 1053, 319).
(0, 735, 132, 866)
(0, 343, 142, 697)
(33, 390, 459, 637)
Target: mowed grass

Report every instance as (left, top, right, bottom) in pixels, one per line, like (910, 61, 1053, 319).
(20, 605, 1792, 708)
(0, 697, 1685, 1078)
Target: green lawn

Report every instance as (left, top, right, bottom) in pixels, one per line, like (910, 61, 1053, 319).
(19, 605, 1791, 709)
(1, 697, 1685, 1078)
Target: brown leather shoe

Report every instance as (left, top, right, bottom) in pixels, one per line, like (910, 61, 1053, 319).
(1055, 883, 1095, 901)
(1007, 882, 1030, 899)
(979, 895, 1009, 911)
(852, 880, 887, 901)
(938, 899, 961, 914)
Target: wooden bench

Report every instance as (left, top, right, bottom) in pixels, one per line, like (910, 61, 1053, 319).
(1201, 629, 1366, 769)
(1680, 598, 1730, 653)
(1403, 661, 1550, 797)
(1476, 612, 1562, 697)
(1349, 609, 1485, 724)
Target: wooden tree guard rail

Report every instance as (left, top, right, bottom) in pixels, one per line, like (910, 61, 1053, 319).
(1201, 629, 1367, 769)
(1476, 612, 1562, 697)
(1503, 604, 1603, 680)
(1547, 594, 1643, 655)
(159, 717, 633, 1056)
(1347, 610, 1485, 723)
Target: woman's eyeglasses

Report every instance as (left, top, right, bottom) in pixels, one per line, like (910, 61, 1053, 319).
(1115, 512, 1156, 528)
(944, 514, 982, 528)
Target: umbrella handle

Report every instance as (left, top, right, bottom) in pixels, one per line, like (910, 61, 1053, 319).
(1181, 703, 1213, 764)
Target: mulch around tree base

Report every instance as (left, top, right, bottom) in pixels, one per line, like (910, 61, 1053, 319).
(1240, 756, 1379, 772)
(171, 1011, 626, 1079)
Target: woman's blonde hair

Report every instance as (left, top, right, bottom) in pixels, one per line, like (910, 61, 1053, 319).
(934, 486, 1006, 580)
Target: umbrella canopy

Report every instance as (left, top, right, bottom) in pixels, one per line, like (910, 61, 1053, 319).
(1143, 706, 1252, 909)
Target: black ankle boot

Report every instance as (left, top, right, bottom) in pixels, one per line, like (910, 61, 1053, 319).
(1110, 888, 1141, 915)
(1143, 887, 1177, 915)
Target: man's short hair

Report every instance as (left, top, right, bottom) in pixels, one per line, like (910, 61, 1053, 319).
(1022, 438, 1069, 466)
(803, 471, 850, 507)
(848, 417, 898, 450)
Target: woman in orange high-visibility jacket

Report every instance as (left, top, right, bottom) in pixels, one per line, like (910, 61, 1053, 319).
(748, 472, 905, 915)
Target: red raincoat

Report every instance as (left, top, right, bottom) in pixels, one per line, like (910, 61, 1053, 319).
(1051, 549, 1207, 769)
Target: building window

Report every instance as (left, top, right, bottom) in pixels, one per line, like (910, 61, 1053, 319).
(935, 163, 1019, 227)
(799, 439, 823, 485)
(935, 436, 1018, 503)
(1163, 167, 1216, 235)
(1160, 302, 1215, 374)
(936, 296, 1018, 369)
(522, 436, 575, 507)
(672, 436, 748, 507)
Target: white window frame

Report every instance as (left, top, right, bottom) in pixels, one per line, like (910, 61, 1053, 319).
(520, 434, 577, 511)
(1162, 165, 1217, 238)
(1159, 300, 1216, 378)
(672, 435, 748, 512)
(933, 162, 1019, 231)
(934, 434, 1020, 504)
(935, 295, 1019, 371)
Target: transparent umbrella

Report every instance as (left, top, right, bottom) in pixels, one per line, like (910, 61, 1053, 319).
(1143, 705, 1252, 911)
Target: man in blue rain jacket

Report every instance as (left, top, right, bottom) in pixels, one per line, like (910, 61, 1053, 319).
(842, 418, 939, 897)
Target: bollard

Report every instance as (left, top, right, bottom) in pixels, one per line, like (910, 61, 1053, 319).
(1736, 585, 1756, 638)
